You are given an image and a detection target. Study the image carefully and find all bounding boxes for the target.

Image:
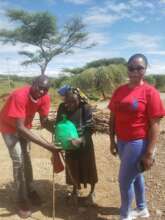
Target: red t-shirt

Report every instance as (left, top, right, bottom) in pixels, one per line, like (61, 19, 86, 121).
(108, 83, 165, 141)
(0, 86, 50, 133)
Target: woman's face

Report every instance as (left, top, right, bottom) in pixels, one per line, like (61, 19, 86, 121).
(127, 57, 147, 85)
(65, 93, 80, 112)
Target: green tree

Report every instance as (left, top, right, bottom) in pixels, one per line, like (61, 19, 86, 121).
(73, 68, 96, 90)
(94, 66, 114, 99)
(108, 64, 127, 86)
(86, 57, 127, 68)
(154, 75, 165, 90)
(144, 75, 156, 85)
(63, 67, 85, 75)
(53, 74, 70, 88)
(0, 9, 93, 75)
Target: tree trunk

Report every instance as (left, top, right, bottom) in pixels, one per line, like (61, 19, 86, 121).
(41, 62, 48, 75)
(41, 65, 47, 75)
(101, 89, 106, 100)
(41, 68, 45, 75)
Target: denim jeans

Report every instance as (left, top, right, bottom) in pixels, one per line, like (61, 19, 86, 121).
(117, 139, 147, 218)
(2, 133, 33, 202)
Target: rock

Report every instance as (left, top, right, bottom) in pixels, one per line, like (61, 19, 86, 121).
(156, 209, 163, 216)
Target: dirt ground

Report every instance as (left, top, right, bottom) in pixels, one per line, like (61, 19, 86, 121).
(0, 103, 165, 220)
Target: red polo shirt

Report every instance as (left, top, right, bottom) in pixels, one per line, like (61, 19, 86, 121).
(108, 83, 165, 141)
(0, 86, 50, 133)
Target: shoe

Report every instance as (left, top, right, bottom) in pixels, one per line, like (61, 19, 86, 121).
(17, 200, 32, 218)
(28, 190, 42, 206)
(130, 208, 150, 219)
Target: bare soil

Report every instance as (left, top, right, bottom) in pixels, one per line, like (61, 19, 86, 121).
(0, 102, 165, 220)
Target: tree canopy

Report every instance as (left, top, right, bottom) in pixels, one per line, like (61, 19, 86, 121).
(64, 57, 127, 75)
(0, 9, 93, 74)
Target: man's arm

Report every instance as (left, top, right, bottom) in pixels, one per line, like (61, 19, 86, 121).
(109, 112, 118, 156)
(16, 118, 56, 152)
(40, 115, 55, 133)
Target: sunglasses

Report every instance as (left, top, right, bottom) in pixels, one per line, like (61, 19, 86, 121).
(128, 65, 145, 72)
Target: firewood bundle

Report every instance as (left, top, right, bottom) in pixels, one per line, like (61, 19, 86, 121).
(33, 108, 110, 135)
(93, 110, 109, 134)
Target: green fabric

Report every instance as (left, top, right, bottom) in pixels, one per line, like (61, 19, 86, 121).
(54, 115, 79, 150)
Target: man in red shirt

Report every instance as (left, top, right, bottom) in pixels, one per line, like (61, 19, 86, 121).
(0, 75, 56, 218)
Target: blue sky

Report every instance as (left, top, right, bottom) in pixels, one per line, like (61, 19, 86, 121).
(0, 0, 165, 77)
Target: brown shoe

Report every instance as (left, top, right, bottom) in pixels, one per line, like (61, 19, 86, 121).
(17, 200, 32, 218)
(28, 190, 42, 206)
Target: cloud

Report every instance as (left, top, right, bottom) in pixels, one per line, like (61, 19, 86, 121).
(84, 13, 119, 25)
(0, 2, 23, 30)
(87, 32, 110, 45)
(84, 0, 165, 27)
(146, 50, 165, 55)
(64, 0, 91, 5)
(124, 33, 161, 50)
(105, 1, 130, 13)
(147, 62, 165, 74)
(0, 42, 38, 54)
(160, 0, 165, 3)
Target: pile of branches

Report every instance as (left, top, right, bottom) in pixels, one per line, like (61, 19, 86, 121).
(93, 110, 109, 134)
(33, 108, 165, 135)
(33, 108, 110, 134)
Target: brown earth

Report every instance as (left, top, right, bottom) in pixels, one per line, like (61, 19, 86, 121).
(0, 103, 165, 220)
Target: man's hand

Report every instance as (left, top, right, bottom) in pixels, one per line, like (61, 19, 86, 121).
(48, 143, 59, 152)
(110, 141, 118, 156)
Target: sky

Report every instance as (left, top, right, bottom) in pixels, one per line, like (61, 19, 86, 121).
(0, 0, 165, 77)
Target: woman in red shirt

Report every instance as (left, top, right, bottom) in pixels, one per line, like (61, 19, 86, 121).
(108, 54, 164, 220)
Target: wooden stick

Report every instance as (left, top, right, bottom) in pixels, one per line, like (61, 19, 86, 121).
(52, 134, 55, 220)
(52, 158, 55, 220)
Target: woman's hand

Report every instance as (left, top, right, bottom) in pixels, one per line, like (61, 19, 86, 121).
(70, 138, 83, 148)
(110, 141, 118, 156)
(141, 153, 155, 171)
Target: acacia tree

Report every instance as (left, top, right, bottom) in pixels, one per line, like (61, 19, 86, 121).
(94, 66, 114, 99)
(0, 9, 93, 75)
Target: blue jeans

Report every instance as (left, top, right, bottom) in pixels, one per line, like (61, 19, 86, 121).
(2, 133, 33, 202)
(117, 139, 147, 217)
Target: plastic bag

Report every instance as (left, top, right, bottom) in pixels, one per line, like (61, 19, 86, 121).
(54, 115, 79, 150)
(52, 151, 64, 173)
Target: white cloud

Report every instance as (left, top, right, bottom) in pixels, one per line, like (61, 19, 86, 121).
(0, 42, 38, 54)
(64, 0, 90, 5)
(85, 14, 119, 25)
(146, 50, 165, 55)
(0, 3, 23, 30)
(129, 0, 143, 7)
(148, 63, 165, 74)
(84, 0, 164, 27)
(87, 32, 110, 45)
(130, 16, 146, 22)
(125, 33, 160, 50)
(160, 0, 165, 3)
(145, 57, 165, 74)
(106, 2, 130, 13)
